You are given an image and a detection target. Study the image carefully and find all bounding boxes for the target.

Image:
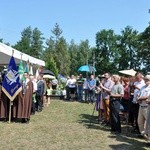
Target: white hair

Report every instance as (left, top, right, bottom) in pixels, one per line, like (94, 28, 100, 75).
(112, 74, 120, 80)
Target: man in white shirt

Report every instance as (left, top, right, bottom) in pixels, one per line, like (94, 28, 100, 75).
(132, 72, 145, 133)
(30, 75, 37, 115)
(137, 75, 150, 137)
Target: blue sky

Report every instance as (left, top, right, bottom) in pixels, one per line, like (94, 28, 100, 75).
(0, 0, 149, 47)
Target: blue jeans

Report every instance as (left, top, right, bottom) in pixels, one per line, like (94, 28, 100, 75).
(77, 85, 83, 101)
(88, 89, 95, 102)
(84, 89, 89, 101)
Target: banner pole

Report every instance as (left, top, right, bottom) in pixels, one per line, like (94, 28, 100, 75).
(8, 100, 12, 123)
(8, 49, 14, 123)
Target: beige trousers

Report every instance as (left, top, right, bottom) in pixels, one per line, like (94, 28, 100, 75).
(145, 106, 150, 139)
(138, 106, 147, 134)
(103, 99, 110, 122)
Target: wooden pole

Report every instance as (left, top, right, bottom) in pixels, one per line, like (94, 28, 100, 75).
(8, 101, 12, 123)
(8, 49, 15, 123)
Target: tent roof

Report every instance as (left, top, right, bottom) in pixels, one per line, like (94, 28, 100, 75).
(0, 42, 45, 66)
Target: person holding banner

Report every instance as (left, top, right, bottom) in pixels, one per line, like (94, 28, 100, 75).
(1, 54, 22, 123)
(21, 72, 33, 123)
(30, 75, 37, 115)
(0, 77, 9, 121)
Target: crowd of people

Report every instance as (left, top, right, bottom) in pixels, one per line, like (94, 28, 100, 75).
(1, 69, 150, 144)
(0, 72, 50, 123)
(65, 72, 150, 144)
(65, 74, 97, 103)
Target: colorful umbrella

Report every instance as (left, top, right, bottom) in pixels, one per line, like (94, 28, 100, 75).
(78, 65, 96, 72)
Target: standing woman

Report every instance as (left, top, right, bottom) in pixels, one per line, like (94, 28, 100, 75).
(68, 75, 76, 101)
(121, 77, 130, 121)
(128, 76, 136, 126)
(46, 81, 52, 106)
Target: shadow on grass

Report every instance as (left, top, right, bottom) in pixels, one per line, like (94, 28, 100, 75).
(108, 133, 147, 150)
(107, 125, 148, 150)
(109, 142, 146, 150)
(77, 113, 109, 130)
(78, 114, 148, 150)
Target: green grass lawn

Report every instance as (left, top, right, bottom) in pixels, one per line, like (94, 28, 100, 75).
(0, 99, 149, 150)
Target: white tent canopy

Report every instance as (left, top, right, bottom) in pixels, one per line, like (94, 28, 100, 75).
(0, 42, 45, 66)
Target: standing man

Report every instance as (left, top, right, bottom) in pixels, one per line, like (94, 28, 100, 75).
(22, 72, 33, 123)
(77, 74, 84, 102)
(137, 75, 150, 137)
(100, 73, 114, 126)
(88, 74, 96, 103)
(145, 83, 150, 144)
(83, 77, 89, 103)
(132, 72, 145, 133)
(65, 76, 70, 100)
(36, 75, 44, 112)
(30, 75, 37, 115)
(109, 75, 124, 134)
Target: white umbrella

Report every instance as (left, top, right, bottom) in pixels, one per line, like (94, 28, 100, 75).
(43, 74, 56, 79)
(119, 69, 137, 76)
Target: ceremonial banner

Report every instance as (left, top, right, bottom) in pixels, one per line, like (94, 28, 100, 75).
(24, 62, 29, 73)
(29, 64, 33, 75)
(2, 56, 22, 101)
(18, 60, 24, 81)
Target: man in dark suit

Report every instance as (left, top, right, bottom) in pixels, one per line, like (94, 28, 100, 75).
(36, 75, 44, 112)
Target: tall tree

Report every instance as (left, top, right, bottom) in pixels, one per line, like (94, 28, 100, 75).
(43, 37, 58, 76)
(77, 40, 90, 66)
(45, 23, 70, 75)
(0, 38, 3, 43)
(95, 29, 118, 74)
(118, 26, 140, 70)
(14, 26, 44, 59)
(14, 26, 32, 55)
(138, 25, 150, 72)
(31, 27, 44, 58)
(51, 23, 63, 42)
(45, 56, 59, 76)
(54, 37, 70, 75)
(68, 40, 79, 75)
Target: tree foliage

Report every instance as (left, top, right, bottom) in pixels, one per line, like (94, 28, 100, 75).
(118, 26, 140, 70)
(31, 27, 44, 58)
(14, 26, 32, 55)
(4, 23, 150, 76)
(68, 40, 79, 75)
(95, 29, 118, 74)
(54, 37, 70, 75)
(13, 26, 44, 59)
(138, 25, 150, 72)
